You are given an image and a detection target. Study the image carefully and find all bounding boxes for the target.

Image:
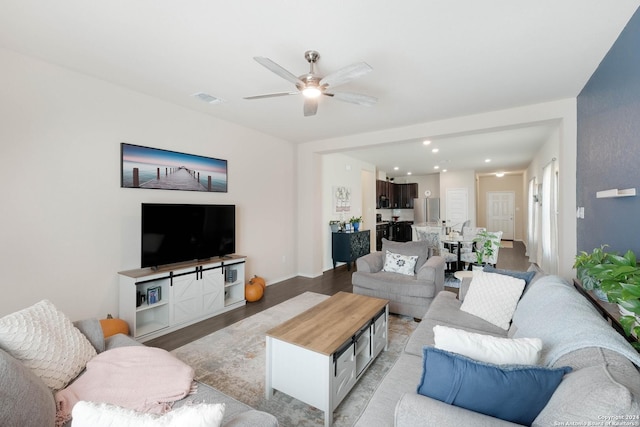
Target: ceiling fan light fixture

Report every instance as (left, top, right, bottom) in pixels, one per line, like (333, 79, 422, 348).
(302, 86, 322, 98)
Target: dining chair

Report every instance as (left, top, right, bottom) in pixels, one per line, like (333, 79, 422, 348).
(415, 229, 457, 270)
(460, 230, 503, 268)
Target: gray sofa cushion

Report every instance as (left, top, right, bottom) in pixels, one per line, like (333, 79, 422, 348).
(352, 271, 437, 299)
(0, 348, 56, 427)
(381, 238, 429, 272)
(354, 353, 424, 427)
(422, 292, 509, 336)
(73, 319, 105, 353)
(405, 316, 509, 357)
(396, 393, 519, 427)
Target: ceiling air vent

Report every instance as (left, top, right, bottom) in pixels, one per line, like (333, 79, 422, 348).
(192, 92, 224, 104)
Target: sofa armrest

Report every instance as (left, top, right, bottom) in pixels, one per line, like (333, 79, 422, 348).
(417, 255, 445, 293)
(356, 251, 384, 273)
(395, 393, 523, 427)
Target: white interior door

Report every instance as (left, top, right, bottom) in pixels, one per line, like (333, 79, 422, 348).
(487, 191, 515, 240)
(445, 188, 468, 229)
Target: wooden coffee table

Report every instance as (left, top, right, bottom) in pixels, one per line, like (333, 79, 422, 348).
(265, 292, 389, 427)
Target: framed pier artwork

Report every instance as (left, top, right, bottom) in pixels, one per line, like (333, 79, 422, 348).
(120, 143, 228, 193)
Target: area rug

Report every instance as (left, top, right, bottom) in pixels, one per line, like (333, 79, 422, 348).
(444, 273, 461, 288)
(171, 292, 418, 427)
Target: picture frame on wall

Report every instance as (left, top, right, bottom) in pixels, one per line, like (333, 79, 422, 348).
(120, 143, 228, 192)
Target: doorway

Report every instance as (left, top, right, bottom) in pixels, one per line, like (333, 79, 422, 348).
(487, 191, 515, 240)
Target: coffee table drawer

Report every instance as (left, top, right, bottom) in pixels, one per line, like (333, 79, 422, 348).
(334, 342, 356, 406)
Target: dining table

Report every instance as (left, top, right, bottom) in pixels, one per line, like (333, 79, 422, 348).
(441, 236, 473, 271)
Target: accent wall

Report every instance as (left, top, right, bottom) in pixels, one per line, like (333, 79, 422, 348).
(577, 6, 640, 255)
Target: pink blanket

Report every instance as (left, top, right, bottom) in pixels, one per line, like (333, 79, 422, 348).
(55, 346, 195, 426)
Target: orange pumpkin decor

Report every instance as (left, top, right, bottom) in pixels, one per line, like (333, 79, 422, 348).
(100, 314, 130, 338)
(250, 275, 266, 291)
(245, 280, 264, 302)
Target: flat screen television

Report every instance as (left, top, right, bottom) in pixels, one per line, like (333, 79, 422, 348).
(141, 203, 235, 268)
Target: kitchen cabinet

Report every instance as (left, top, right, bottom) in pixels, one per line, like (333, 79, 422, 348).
(376, 222, 389, 251)
(394, 183, 418, 208)
(376, 180, 394, 208)
(390, 221, 413, 242)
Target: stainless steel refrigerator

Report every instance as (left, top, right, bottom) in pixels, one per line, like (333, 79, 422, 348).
(413, 198, 440, 224)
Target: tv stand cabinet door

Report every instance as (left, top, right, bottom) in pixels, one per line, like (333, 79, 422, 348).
(171, 271, 203, 325)
(202, 265, 224, 315)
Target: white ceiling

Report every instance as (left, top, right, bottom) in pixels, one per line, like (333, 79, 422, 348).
(1, 1, 638, 176)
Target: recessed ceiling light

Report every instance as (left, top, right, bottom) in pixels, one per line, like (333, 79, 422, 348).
(485, 158, 491, 163)
(434, 165, 440, 170)
(432, 148, 439, 153)
(422, 140, 432, 145)
(496, 172, 505, 177)
(407, 172, 412, 175)
(393, 166, 399, 170)
(192, 92, 225, 104)
(442, 169, 448, 173)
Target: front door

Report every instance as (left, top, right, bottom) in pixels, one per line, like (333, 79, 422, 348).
(487, 191, 515, 240)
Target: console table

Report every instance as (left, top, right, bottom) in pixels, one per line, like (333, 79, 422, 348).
(332, 230, 370, 270)
(573, 279, 638, 346)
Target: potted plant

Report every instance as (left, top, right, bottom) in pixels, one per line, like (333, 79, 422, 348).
(349, 216, 363, 232)
(329, 220, 341, 233)
(576, 246, 640, 348)
(573, 245, 640, 302)
(472, 229, 499, 268)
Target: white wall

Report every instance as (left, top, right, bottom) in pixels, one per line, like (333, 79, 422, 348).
(321, 153, 376, 271)
(0, 48, 297, 319)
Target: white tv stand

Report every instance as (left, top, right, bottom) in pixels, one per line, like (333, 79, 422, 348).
(118, 255, 246, 342)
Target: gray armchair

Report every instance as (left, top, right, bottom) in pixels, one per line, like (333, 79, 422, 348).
(352, 239, 446, 319)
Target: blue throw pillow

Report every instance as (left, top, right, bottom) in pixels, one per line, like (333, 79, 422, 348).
(482, 266, 536, 285)
(417, 347, 572, 426)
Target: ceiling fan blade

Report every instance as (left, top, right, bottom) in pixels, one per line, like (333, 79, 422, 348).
(325, 91, 377, 106)
(303, 98, 318, 117)
(254, 57, 304, 86)
(244, 91, 298, 100)
(319, 62, 372, 88)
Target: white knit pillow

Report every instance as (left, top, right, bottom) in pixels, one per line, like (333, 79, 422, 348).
(71, 401, 225, 427)
(460, 271, 525, 330)
(0, 300, 97, 390)
(383, 251, 418, 276)
(433, 325, 542, 365)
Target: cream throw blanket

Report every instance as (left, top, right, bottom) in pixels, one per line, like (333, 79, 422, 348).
(55, 346, 196, 426)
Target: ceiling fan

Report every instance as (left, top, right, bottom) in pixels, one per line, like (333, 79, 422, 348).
(244, 50, 377, 117)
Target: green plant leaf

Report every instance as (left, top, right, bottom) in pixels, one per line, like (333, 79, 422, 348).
(620, 282, 640, 298)
(619, 315, 638, 337)
(618, 299, 640, 316)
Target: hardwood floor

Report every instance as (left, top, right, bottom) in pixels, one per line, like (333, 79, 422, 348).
(146, 240, 530, 352)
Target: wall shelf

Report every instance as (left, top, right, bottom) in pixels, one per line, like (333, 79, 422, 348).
(596, 188, 636, 198)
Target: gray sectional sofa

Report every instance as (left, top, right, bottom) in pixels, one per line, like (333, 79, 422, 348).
(354, 269, 640, 426)
(0, 319, 277, 427)
(352, 239, 446, 319)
